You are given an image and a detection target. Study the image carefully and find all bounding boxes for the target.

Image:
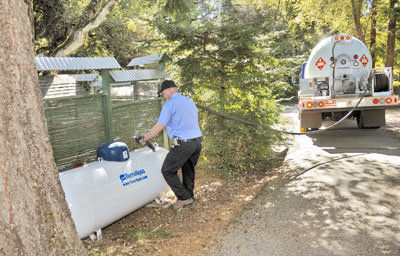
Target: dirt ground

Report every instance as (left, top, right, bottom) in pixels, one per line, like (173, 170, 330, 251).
(83, 155, 286, 256)
(83, 108, 400, 256)
(382, 108, 400, 135)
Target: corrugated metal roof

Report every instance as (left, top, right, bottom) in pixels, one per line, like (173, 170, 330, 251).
(91, 80, 103, 87)
(70, 73, 99, 82)
(111, 82, 133, 87)
(91, 79, 133, 87)
(110, 69, 168, 82)
(35, 57, 121, 71)
(127, 54, 161, 67)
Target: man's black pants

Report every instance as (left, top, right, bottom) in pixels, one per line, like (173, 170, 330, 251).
(161, 137, 202, 200)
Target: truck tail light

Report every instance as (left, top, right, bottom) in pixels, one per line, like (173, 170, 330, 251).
(386, 98, 392, 104)
(373, 99, 379, 104)
(318, 102, 324, 107)
(340, 36, 344, 40)
(306, 102, 313, 108)
(346, 36, 351, 40)
(395, 98, 398, 103)
(353, 54, 358, 59)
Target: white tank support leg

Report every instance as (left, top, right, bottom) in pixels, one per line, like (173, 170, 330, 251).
(89, 229, 102, 242)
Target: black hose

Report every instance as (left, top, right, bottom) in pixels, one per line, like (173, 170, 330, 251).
(196, 89, 369, 135)
(195, 39, 371, 135)
(135, 136, 156, 151)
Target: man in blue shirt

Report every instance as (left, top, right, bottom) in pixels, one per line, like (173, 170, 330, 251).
(142, 80, 202, 209)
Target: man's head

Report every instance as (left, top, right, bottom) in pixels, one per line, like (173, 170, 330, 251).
(158, 80, 178, 100)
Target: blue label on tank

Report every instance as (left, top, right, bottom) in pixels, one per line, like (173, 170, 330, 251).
(119, 169, 147, 187)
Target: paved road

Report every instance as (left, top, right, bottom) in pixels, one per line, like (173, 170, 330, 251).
(205, 110, 400, 256)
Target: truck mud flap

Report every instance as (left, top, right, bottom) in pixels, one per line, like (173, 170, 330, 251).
(357, 109, 385, 128)
(300, 112, 322, 129)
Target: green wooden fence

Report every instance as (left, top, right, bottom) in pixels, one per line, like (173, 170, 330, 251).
(44, 94, 164, 172)
(112, 98, 164, 153)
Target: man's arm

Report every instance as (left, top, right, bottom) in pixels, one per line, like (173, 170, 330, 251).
(143, 122, 165, 141)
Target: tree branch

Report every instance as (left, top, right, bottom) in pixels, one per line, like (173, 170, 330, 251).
(52, 0, 118, 56)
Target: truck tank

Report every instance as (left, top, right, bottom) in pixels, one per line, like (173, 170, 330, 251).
(302, 35, 373, 97)
(298, 34, 397, 131)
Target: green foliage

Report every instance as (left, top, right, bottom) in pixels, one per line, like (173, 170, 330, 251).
(292, 0, 353, 34)
(34, 0, 73, 54)
(289, 0, 400, 80)
(33, 0, 400, 175)
(154, 2, 301, 176)
(73, 0, 163, 65)
(34, 0, 164, 62)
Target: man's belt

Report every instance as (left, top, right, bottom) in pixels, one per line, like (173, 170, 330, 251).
(177, 136, 202, 143)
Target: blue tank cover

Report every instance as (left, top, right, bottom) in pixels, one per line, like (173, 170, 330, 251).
(97, 142, 129, 162)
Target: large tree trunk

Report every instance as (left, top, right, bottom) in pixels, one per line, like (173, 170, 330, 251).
(385, 0, 398, 68)
(0, 1, 87, 255)
(350, 0, 365, 42)
(370, 0, 377, 68)
(52, 0, 118, 56)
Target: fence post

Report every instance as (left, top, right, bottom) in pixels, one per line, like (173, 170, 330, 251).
(158, 63, 169, 149)
(133, 81, 138, 101)
(102, 69, 115, 141)
(159, 98, 169, 149)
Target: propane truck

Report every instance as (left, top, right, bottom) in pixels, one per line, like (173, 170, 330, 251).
(298, 34, 398, 131)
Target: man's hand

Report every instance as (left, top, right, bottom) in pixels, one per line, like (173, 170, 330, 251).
(140, 135, 146, 145)
(134, 135, 156, 152)
(135, 135, 146, 145)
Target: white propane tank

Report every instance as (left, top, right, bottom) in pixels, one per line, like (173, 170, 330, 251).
(59, 146, 168, 239)
(304, 34, 372, 81)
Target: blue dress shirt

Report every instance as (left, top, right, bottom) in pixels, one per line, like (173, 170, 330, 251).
(157, 93, 202, 139)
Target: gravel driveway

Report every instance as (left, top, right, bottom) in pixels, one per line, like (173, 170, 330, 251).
(205, 108, 400, 256)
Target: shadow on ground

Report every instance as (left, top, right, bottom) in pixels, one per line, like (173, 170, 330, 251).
(205, 109, 400, 256)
